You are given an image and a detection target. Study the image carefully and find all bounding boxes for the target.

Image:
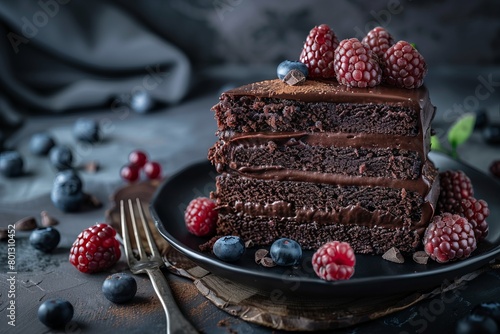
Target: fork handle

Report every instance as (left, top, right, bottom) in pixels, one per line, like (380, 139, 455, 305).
(146, 268, 199, 334)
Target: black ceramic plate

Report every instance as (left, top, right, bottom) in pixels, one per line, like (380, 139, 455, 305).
(151, 152, 500, 297)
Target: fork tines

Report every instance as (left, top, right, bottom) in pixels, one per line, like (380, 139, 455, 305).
(120, 198, 161, 264)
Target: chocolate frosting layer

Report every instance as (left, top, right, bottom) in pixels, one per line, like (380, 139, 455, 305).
(224, 79, 430, 109)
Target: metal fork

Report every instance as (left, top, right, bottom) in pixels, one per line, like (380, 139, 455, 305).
(120, 198, 198, 334)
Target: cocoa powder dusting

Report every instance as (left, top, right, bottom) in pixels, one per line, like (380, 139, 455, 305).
(106, 296, 161, 326)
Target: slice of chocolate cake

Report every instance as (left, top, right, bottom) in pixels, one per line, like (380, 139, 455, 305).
(208, 79, 439, 254)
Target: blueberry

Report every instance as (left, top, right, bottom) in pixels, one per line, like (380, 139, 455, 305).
(483, 125, 500, 145)
(277, 60, 308, 81)
(270, 238, 302, 266)
(130, 90, 153, 114)
(474, 109, 489, 130)
(102, 273, 137, 303)
(473, 302, 500, 325)
(51, 170, 85, 212)
(455, 313, 497, 334)
(0, 151, 24, 177)
(29, 227, 61, 252)
(213, 236, 245, 262)
(73, 118, 100, 143)
(49, 145, 73, 171)
(30, 132, 56, 156)
(38, 298, 74, 328)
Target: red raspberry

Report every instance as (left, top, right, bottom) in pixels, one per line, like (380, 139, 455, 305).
(69, 223, 121, 273)
(383, 40, 427, 89)
(423, 213, 476, 263)
(312, 241, 356, 281)
(184, 197, 218, 237)
(334, 38, 382, 88)
(490, 160, 500, 178)
(299, 24, 339, 79)
(362, 26, 394, 59)
(437, 170, 474, 214)
(460, 197, 490, 241)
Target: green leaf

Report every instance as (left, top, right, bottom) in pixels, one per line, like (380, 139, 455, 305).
(447, 113, 476, 149)
(430, 135, 444, 152)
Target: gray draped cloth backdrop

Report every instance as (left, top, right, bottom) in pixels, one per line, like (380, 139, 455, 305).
(0, 0, 192, 146)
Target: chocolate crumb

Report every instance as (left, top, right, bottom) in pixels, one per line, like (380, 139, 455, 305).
(41, 211, 59, 226)
(283, 69, 306, 86)
(85, 194, 102, 208)
(14, 216, 37, 231)
(382, 247, 405, 264)
(255, 249, 269, 264)
(199, 235, 220, 252)
(84, 160, 100, 173)
(217, 319, 229, 327)
(244, 239, 254, 248)
(261, 257, 276, 267)
(413, 251, 429, 264)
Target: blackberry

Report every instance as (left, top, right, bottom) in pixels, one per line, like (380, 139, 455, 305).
(334, 38, 382, 88)
(383, 40, 427, 89)
(299, 24, 338, 78)
(423, 213, 476, 263)
(437, 170, 474, 214)
(362, 26, 394, 59)
(460, 197, 490, 241)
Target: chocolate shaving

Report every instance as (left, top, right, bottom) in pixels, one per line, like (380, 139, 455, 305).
(41, 211, 59, 226)
(283, 69, 306, 86)
(84, 160, 100, 173)
(84, 194, 102, 209)
(413, 251, 429, 265)
(261, 257, 276, 267)
(199, 235, 221, 252)
(14, 216, 37, 231)
(255, 249, 269, 264)
(382, 247, 405, 264)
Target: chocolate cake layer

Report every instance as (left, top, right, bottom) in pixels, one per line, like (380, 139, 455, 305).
(214, 79, 435, 137)
(213, 174, 424, 227)
(216, 214, 421, 254)
(210, 138, 423, 179)
(214, 96, 419, 136)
